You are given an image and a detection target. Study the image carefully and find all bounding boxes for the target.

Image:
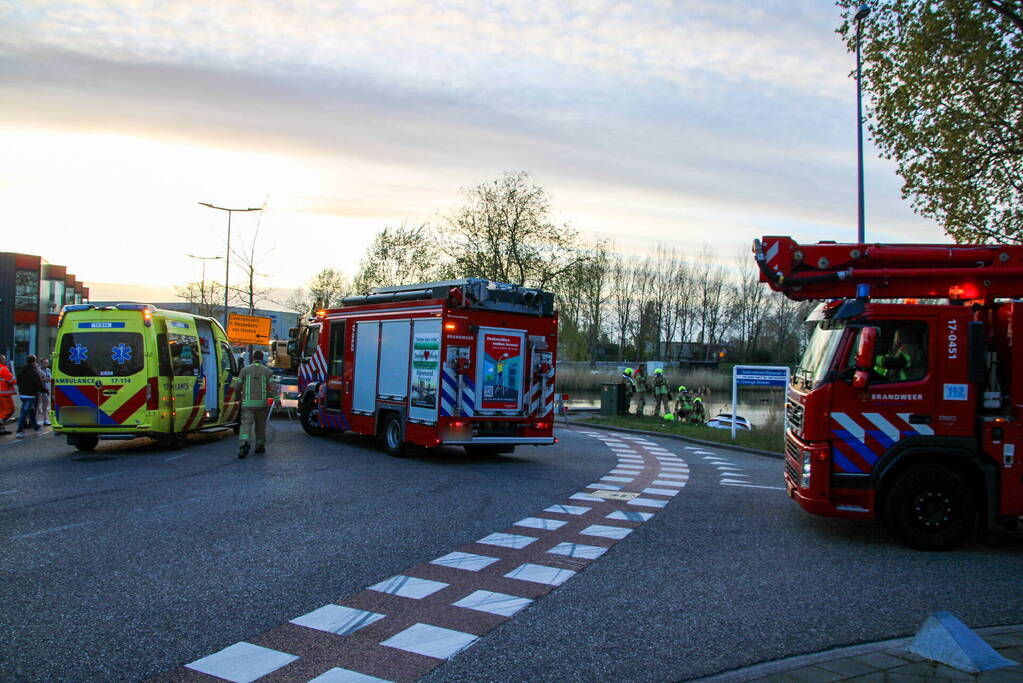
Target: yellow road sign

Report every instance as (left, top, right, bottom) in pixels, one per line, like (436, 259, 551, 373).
(226, 313, 272, 345)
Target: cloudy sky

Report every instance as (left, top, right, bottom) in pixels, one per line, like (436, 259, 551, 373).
(1, 0, 945, 299)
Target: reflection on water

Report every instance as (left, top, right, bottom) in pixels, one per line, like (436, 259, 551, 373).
(566, 389, 786, 425)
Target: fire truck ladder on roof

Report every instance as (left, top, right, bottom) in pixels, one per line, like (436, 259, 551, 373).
(754, 236, 1023, 302)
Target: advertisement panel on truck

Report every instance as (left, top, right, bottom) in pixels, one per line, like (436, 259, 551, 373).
(477, 328, 525, 412)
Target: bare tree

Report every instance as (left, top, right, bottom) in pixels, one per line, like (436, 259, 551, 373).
(695, 246, 730, 359)
(353, 222, 449, 293)
(579, 241, 613, 364)
(729, 249, 768, 360)
(442, 171, 586, 289)
(174, 280, 224, 318)
(286, 268, 353, 315)
(609, 255, 639, 361)
(230, 209, 272, 315)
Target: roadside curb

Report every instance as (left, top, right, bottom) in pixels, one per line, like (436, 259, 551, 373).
(689, 623, 1023, 681)
(565, 419, 783, 460)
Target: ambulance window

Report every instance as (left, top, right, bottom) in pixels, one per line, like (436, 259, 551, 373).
(304, 325, 320, 357)
(156, 333, 172, 376)
(220, 341, 239, 375)
(58, 332, 144, 377)
(168, 333, 200, 377)
(328, 322, 345, 376)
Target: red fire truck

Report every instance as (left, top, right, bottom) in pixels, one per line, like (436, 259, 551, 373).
(290, 279, 558, 456)
(755, 236, 1023, 549)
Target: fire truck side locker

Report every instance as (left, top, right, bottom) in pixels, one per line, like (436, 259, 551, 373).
(378, 320, 411, 403)
(352, 321, 379, 415)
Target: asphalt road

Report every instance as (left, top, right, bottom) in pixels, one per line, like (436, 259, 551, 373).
(1, 421, 1021, 682)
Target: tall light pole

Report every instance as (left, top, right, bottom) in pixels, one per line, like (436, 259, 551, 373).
(197, 202, 262, 329)
(855, 3, 871, 243)
(185, 254, 223, 316)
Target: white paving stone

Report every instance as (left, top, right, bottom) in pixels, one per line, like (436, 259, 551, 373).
(477, 532, 538, 549)
(607, 509, 654, 522)
(657, 473, 689, 480)
(307, 667, 394, 683)
(545, 504, 590, 515)
(381, 623, 478, 660)
(290, 604, 386, 636)
(431, 551, 500, 572)
(504, 562, 576, 586)
(452, 590, 533, 617)
(652, 479, 686, 487)
(186, 642, 298, 683)
(643, 487, 680, 496)
(547, 542, 608, 560)
(580, 524, 633, 540)
(368, 575, 448, 599)
(570, 492, 606, 502)
(602, 476, 633, 483)
(628, 497, 669, 508)
(514, 517, 567, 531)
(587, 482, 622, 490)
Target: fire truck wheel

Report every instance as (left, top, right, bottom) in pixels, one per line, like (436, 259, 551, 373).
(300, 398, 329, 437)
(380, 414, 406, 457)
(884, 464, 975, 551)
(72, 434, 99, 452)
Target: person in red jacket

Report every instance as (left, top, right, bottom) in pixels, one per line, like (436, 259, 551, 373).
(0, 354, 14, 434)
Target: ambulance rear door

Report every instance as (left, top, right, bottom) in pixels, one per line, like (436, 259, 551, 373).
(165, 321, 201, 432)
(194, 318, 221, 419)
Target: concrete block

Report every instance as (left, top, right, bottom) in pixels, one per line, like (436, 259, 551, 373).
(908, 611, 1020, 673)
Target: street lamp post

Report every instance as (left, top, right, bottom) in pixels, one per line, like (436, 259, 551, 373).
(197, 202, 262, 329)
(855, 3, 871, 243)
(185, 254, 223, 316)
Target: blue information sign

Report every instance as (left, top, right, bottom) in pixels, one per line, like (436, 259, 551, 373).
(734, 367, 788, 387)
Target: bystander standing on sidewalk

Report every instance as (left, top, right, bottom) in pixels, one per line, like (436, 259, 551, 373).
(15, 355, 47, 438)
(0, 354, 14, 435)
(36, 357, 52, 426)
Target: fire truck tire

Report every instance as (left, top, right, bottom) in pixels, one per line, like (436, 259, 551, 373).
(884, 464, 975, 551)
(300, 398, 329, 437)
(380, 414, 406, 457)
(72, 434, 99, 452)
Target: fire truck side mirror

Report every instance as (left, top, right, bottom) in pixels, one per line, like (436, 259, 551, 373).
(851, 327, 878, 389)
(287, 340, 297, 357)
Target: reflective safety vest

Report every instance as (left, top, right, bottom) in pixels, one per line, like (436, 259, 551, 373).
(233, 362, 277, 409)
(653, 373, 668, 395)
(622, 374, 637, 396)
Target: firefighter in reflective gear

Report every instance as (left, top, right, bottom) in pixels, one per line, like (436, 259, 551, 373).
(633, 365, 648, 416)
(621, 367, 637, 414)
(652, 368, 670, 416)
(688, 397, 706, 425)
(232, 349, 278, 458)
(874, 329, 924, 382)
(674, 385, 693, 419)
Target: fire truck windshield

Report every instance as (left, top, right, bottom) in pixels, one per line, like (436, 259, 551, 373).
(795, 321, 846, 390)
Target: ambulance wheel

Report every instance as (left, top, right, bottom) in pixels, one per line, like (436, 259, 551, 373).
(884, 464, 975, 551)
(300, 398, 328, 437)
(380, 414, 406, 457)
(72, 434, 99, 452)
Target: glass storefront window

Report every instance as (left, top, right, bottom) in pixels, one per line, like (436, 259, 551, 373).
(14, 323, 36, 368)
(15, 270, 39, 310)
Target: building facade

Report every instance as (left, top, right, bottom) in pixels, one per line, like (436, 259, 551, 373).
(0, 253, 89, 368)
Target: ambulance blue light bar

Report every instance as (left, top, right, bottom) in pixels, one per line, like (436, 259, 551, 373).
(115, 303, 156, 326)
(63, 304, 96, 312)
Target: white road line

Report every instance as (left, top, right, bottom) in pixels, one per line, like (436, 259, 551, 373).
(0, 489, 17, 495)
(721, 482, 785, 490)
(13, 520, 98, 540)
(86, 470, 129, 481)
(164, 453, 189, 462)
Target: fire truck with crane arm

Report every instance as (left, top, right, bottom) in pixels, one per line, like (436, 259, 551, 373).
(755, 235, 1023, 549)
(288, 279, 558, 457)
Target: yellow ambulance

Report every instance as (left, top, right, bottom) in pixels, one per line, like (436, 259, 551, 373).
(51, 303, 242, 451)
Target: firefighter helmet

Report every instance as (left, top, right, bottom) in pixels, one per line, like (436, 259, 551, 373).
(654, 367, 663, 374)
(624, 368, 633, 375)
(663, 413, 675, 421)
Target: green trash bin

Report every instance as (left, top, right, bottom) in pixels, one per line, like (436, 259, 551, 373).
(601, 382, 626, 416)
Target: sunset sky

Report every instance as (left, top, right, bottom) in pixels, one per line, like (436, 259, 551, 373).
(1, 1, 946, 300)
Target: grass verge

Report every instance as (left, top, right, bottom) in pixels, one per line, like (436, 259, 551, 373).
(576, 414, 784, 454)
